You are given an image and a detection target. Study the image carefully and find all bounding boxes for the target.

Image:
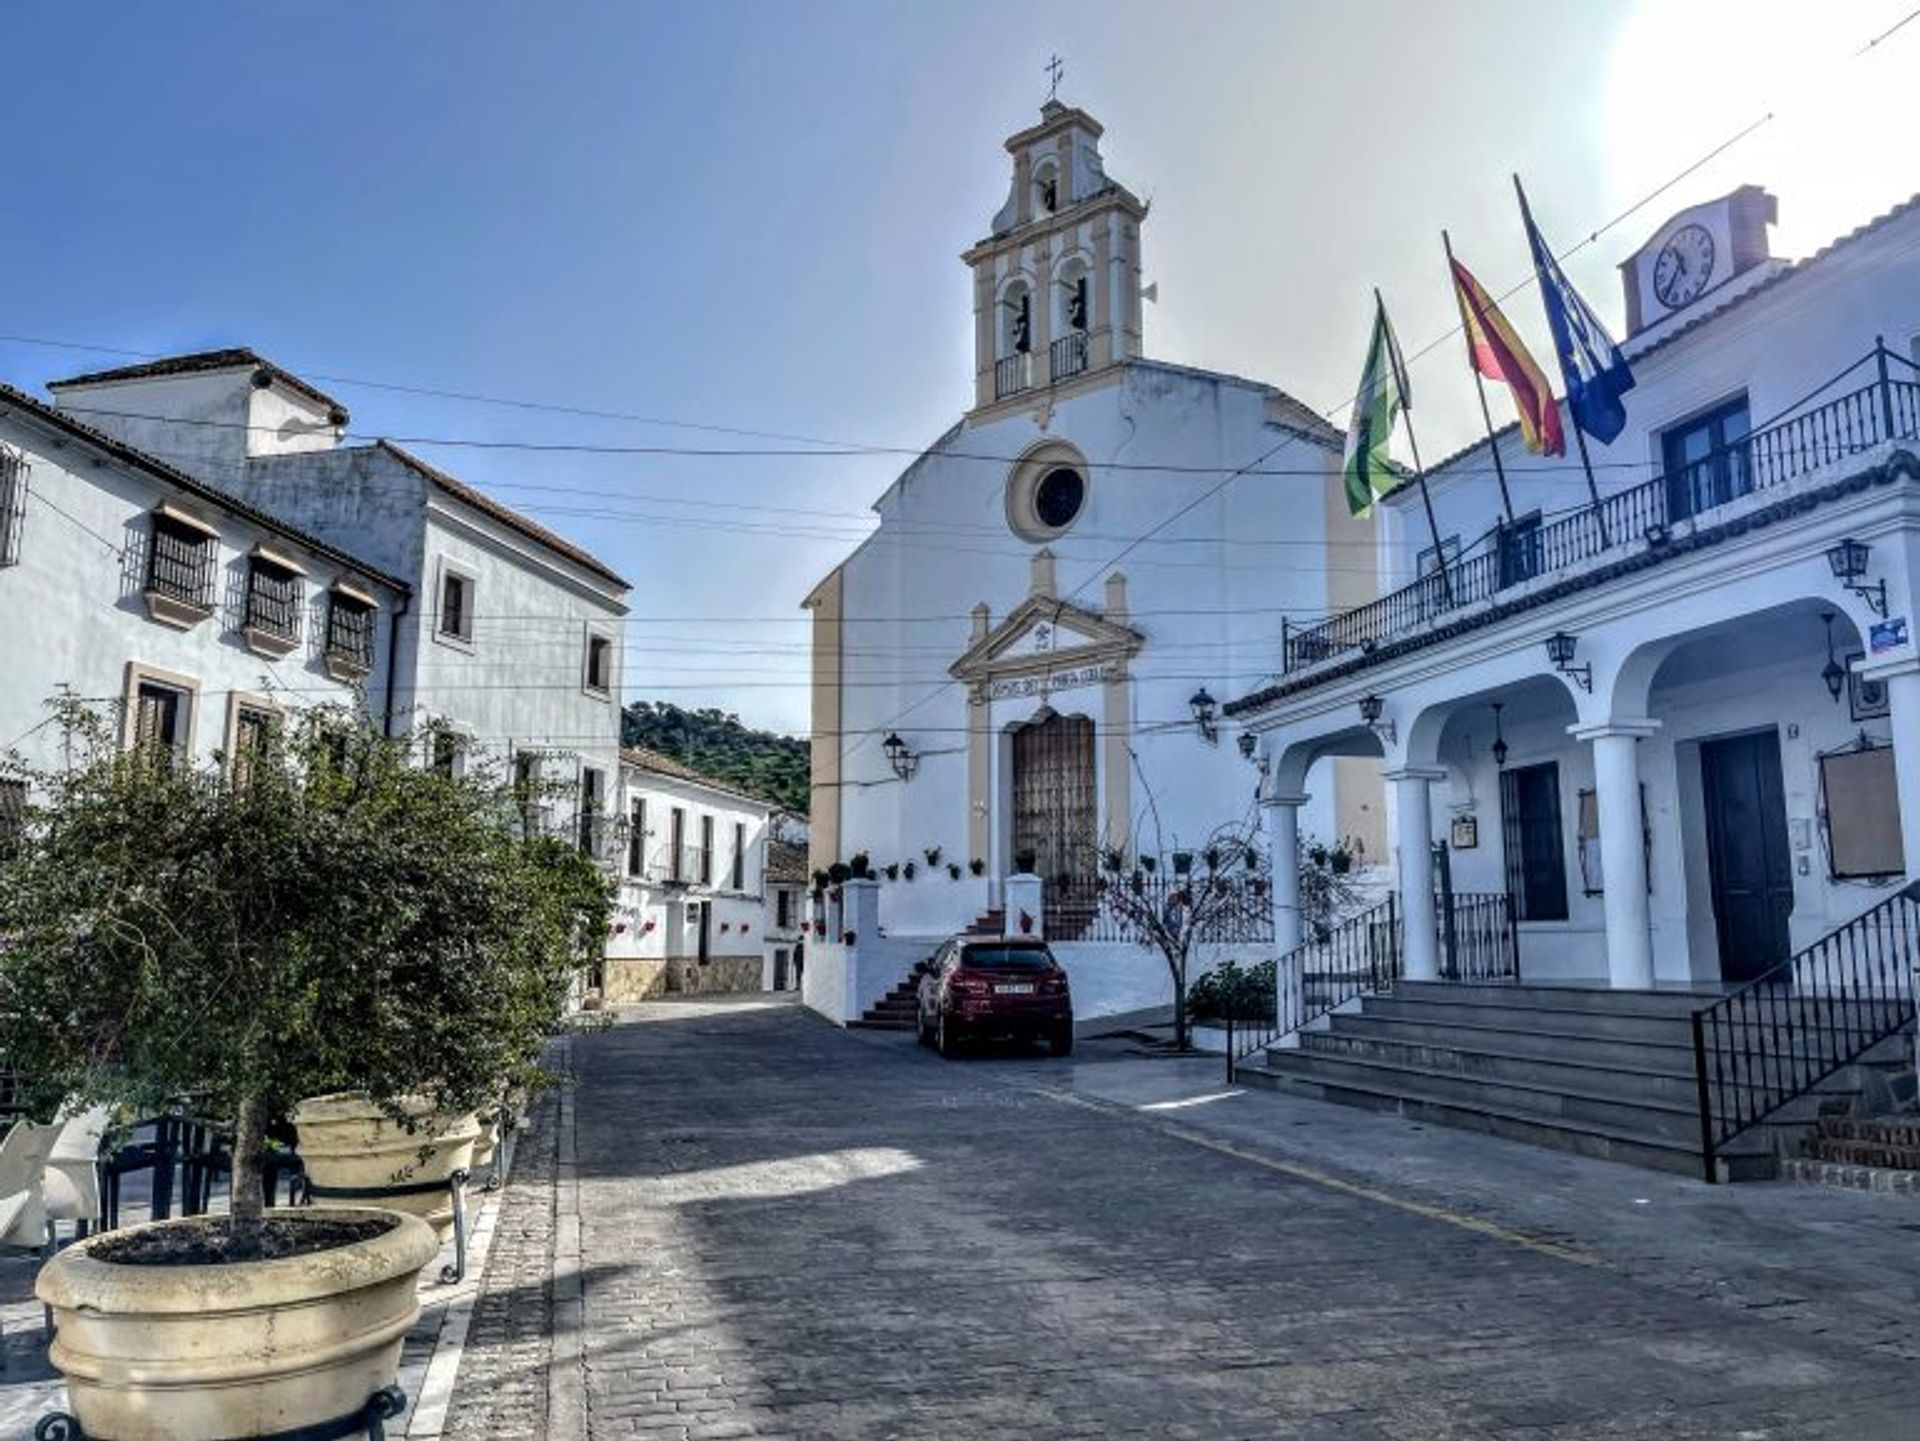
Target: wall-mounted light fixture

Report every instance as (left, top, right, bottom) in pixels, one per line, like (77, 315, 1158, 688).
(1545, 631, 1593, 693)
(1190, 687, 1219, 744)
(1491, 701, 1509, 768)
(1820, 611, 1847, 703)
(1826, 537, 1888, 617)
(1236, 729, 1270, 777)
(1358, 693, 1396, 744)
(882, 732, 919, 782)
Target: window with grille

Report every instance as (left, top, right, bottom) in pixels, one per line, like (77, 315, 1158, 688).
(731, 821, 746, 890)
(132, 681, 190, 768)
(326, 591, 376, 673)
(514, 751, 540, 837)
(0, 779, 25, 840)
(578, 767, 605, 856)
(230, 705, 277, 786)
(147, 514, 216, 610)
(438, 568, 473, 642)
(244, 558, 302, 644)
(585, 635, 613, 694)
(670, 807, 686, 880)
(0, 447, 25, 567)
(700, 815, 714, 885)
(1499, 762, 1569, 921)
(776, 888, 791, 929)
(431, 731, 460, 778)
(627, 798, 646, 876)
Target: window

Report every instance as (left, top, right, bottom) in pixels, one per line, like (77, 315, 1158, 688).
(1417, 536, 1461, 577)
(326, 588, 376, 677)
(776, 888, 792, 929)
(145, 509, 217, 615)
(1662, 394, 1752, 522)
(229, 703, 277, 786)
(243, 552, 303, 653)
(0, 779, 25, 841)
(430, 731, 460, 778)
(0, 446, 25, 567)
(1500, 762, 1569, 922)
(585, 634, 613, 695)
(578, 767, 605, 856)
(700, 815, 714, 885)
(1497, 512, 1543, 589)
(132, 680, 191, 769)
(438, 568, 473, 643)
(731, 821, 746, 890)
(627, 798, 646, 877)
(513, 751, 541, 837)
(669, 807, 686, 880)
(1006, 442, 1092, 541)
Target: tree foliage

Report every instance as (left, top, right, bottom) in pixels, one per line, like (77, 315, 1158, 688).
(0, 702, 611, 1255)
(621, 701, 807, 815)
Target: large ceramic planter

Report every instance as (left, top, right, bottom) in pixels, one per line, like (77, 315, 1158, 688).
(292, 1094, 481, 1244)
(36, 1206, 437, 1441)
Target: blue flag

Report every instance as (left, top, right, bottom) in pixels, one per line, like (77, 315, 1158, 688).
(1515, 177, 1635, 445)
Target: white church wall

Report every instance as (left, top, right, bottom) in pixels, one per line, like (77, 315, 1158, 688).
(1052, 940, 1241, 1024)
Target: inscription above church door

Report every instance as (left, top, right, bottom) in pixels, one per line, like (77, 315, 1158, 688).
(1012, 709, 1096, 880)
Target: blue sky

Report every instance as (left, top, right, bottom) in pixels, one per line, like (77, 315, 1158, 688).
(2, 2, 1914, 733)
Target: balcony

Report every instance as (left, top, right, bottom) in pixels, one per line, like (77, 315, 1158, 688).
(243, 559, 303, 659)
(1282, 348, 1920, 675)
(1050, 331, 1089, 382)
(143, 513, 217, 629)
(655, 844, 712, 887)
(995, 352, 1032, 400)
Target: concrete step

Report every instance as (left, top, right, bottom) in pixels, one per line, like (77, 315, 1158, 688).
(1234, 1055, 1774, 1181)
(1322, 1011, 1697, 1072)
(1254, 1047, 1705, 1144)
(1808, 1115, 1920, 1170)
(848, 1017, 915, 1032)
(1392, 980, 1714, 1017)
(1297, 1029, 1704, 1109)
(1359, 993, 1696, 1044)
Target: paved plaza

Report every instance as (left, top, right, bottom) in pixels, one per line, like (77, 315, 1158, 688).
(440, 997, 1920, 1439)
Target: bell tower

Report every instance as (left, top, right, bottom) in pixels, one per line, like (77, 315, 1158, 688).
(963, 100, 1149, 413)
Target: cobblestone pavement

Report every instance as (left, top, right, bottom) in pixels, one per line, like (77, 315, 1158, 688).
(556, 997, 1920, 1440)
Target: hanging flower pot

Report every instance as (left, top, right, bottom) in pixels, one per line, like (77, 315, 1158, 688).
(842, 930, 857, 946)
(1172, 851, 1194, 876)
(642, 918, 657, 933)
(1019, 910, 1035, 935)
(947, 863, 961, 881)
(969, 858, 985, 877)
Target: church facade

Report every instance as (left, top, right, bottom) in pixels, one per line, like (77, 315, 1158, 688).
(805, 101, 1382, 960)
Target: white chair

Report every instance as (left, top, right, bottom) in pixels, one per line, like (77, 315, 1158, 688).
(0, 1119, 65, 1253)
(44, 1105, 113, 1243)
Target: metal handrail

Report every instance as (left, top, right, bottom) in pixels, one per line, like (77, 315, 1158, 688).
(1690, 879, 1920, 1182)
(1283, 344, 1920, 673)
(1227, 894, 1401, 1081)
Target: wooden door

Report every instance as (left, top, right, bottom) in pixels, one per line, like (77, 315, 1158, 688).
(1700, 730, 1793, 982)
(1012, 709, 1096, 881)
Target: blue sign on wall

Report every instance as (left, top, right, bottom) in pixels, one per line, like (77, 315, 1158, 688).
(1870, 617, 1909, 653)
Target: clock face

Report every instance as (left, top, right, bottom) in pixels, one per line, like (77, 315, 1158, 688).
(1653, 223, 1715, 310)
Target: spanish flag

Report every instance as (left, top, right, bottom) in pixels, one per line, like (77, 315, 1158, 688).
(1450, 256, 1565, 456)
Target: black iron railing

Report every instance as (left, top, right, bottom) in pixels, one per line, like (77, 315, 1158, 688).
(326, 594, 376, 672)
(244, 561, 302, 642)
(1691, 880, 1920, 1182)
(1044, 873, 1275, 944)
(146, 519, 216, 609)
(0, 447, 24, 567)
(1051, 331, 1090, 382)
(1440, 890, 1520, 981)
(1283, 345, 1920, 673)
(995, 353, 1032, 399)
(1227, 894, 1402, 1080)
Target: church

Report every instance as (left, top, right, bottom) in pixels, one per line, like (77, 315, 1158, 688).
(804, 98, 1381, 965)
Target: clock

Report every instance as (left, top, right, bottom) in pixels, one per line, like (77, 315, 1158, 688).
(1653, 223, 1715, 310)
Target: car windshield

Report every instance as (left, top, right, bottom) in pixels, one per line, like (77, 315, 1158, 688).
(960, 946, 1051, 970)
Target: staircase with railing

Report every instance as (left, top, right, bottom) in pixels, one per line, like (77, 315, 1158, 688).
(1691, 879, 1920, 1183)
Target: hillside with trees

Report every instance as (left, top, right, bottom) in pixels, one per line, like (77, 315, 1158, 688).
(621, 701, 808, 815)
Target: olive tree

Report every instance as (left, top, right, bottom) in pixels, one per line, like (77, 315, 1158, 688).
(0, 701, 611, 1258)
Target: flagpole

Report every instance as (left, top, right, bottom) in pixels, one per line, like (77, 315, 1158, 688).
(1442, 228, 1515, 526)
(1377, 287, 1452, 607)
(1513, 175, 1610, 547)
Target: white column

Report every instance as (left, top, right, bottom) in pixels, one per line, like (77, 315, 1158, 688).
(1386, 768, 1445, 982)
(1004, 871, 1044, 939)
(1874, 661, 1920, 878)
(1572, 720, 1659, 990)
(1262, 792, 1308, 953)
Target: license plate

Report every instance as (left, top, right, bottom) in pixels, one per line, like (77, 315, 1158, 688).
(995, 983, 1035, 995)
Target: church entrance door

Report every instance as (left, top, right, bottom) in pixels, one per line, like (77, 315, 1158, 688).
(1012, 708, 1097, 880)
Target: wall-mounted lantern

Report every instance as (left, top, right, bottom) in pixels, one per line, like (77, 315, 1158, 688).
(1545, 631, 1593, 693)
(1826, 537, 1889, 617)
(882, 732, 919, 782)
(1189, 687, 1219, 744)
(1358, 693, 1396, 745)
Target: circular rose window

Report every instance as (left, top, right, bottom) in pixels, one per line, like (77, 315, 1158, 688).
(1006, 446, 1091, 542)
(1033, 467, 1085, 530)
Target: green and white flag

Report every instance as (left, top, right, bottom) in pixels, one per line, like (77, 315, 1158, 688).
(1342, 293, 1411, 517)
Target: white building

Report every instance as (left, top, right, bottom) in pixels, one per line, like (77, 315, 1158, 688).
(602, 747, 772, 1000)
(46, 349, 630, 869)
(0, 378, 408, 792)
(763, 817, 809, 992)
(802, 100, 1381, 1025)
(1228, 187, 1920, 1177)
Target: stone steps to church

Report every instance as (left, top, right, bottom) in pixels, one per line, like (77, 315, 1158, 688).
(1361, 992, 1698, 1044)
(1322, 1011, 1699, 1072)
(1392, 979, 1712, 1018)
(1299, 1029, 1706, 1109)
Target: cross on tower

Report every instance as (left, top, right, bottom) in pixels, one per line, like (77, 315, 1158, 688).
(1044, 54, 1064, 101)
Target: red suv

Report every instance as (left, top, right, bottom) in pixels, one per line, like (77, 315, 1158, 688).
(915, 937, 1073, 1058)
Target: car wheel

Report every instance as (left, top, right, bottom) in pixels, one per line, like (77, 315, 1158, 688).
(937, 1012, 960, 1059)
(1049, 1024, 1074, 1057)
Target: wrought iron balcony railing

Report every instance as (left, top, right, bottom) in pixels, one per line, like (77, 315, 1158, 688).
(1281, 344, 1920, 675)
(995, 352, 1032, 399)
(325, 594, 376, 673)
(146, 519, 216, 611)
(244, 561, 302, 643)
(1050, 331, 1090, 382)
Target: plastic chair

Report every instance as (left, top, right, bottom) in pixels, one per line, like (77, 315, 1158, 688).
(44, 1106, 113, 1243)
(0, 1119, 66, 1253)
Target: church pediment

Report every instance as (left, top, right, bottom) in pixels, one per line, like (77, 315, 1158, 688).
(950, 593, 1143, 689)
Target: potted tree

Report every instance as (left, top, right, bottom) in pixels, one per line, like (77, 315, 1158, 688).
(0, 705, 609, 1439)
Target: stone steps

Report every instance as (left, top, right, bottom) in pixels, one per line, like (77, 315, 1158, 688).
(849, 979, 920, 1032)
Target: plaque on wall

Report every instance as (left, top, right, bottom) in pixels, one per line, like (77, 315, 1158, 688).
(1450, 815, 1478, 850)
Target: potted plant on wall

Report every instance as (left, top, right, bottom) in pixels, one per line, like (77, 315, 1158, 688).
(0, 705, 610, 1440)
(848, 852, 871, 879)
